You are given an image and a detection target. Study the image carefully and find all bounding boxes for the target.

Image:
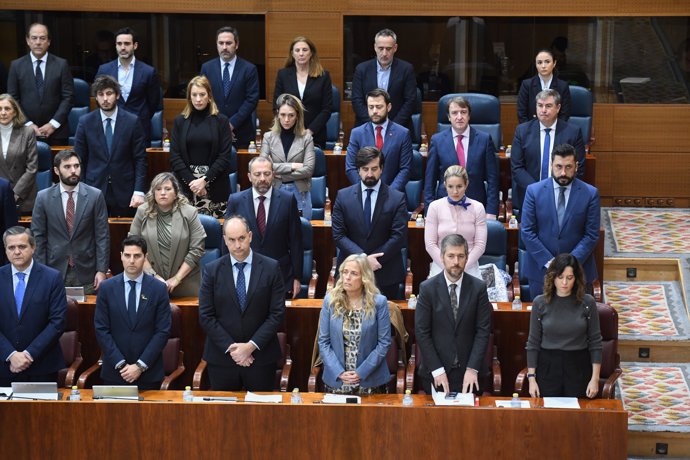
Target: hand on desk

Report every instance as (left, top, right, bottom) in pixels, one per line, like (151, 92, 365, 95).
(462, 369, 479, 394)
(586, 378, 599, 399)
(433, 372, 450, 394)
(230, 342, 256, 367)
(528, 378, 540, 398)
(120, 364, 142, 383)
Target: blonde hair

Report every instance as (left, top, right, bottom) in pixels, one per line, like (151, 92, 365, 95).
(143, 172, 189, 219)
(328, 254, 379, 320)
(182, 76, 219, 118)
(0, 94, 26, 126)
(284, 36, 324, 78)
(271, 93, 306, 136)
(443, 164, 469, 184)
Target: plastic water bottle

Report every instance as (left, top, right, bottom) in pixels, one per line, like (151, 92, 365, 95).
(407, 294, 417, 310)
(402, 389, 414, 406)
(162, 138, 171, 152)
(248, 141, 257, 153)
(69, 386, 81, 401)
(415, 214, 424, 227)
(333, 143, 342, 154)
(510, 393, 521, 408)
(324, 197, 332, 224)
(512, 295, 523, 311)
(183, 386, 193, 402)
(418, 143, 428, 157)
(508, 214, 518, 229)
(505, 144, 512, 157)
(291, 388, 302, 404)
(255, 128, 262, 149)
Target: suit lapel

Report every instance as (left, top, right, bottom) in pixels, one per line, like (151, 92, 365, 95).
(169, 209, 183, 264)
(49, 185, 70, 237)
(133, 275, 153, 328)
(70, 186, 89, 239)
(2, 267, 20, 321)
(437, 274, 456, 326)
(18, 262, 42, 321)
(455, 275, 472, 328)
(367, 61, 378, 92)
(243, 255, 262, 314)
(561, 180, 582, 230)
(227, 59, 240, 95)
(266, 190, 280, 234)
(369, 184, 388, 234)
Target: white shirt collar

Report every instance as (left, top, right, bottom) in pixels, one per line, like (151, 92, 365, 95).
(252, 187, 273, 201)
(230, 250, 254, 267)
(124, 271, 145, 284)
(59, 182, 80, 195)
(118, 56, 136, 69)
(100, 107, 118, 122)
(443, 271, 464, 289)
(30, 52, 49, 63)
(539, 119, 558, 131)
(452, 125, 471, 138)
(360, 180, 382, 194)
(11, 259, 34, 277)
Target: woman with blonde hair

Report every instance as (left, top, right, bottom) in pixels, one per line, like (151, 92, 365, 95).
(318, 253, 391, 394)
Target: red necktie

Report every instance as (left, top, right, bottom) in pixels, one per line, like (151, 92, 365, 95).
(66, 191, 75, 267)
(375, 126, 383, 151)
(456, 134, 466, 167)
(257, 195, 266, 237)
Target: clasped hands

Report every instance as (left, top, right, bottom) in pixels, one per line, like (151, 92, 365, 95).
(338, 370, 360, 385)
(9, 351, 33, 373)
(189, 177, 208, 197)
(229, 342, 256, 367)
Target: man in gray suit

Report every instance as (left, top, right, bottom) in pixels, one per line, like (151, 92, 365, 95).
(415, 233, 492, 394)
(31, 149, 109, 293)
(7, 23, 74, 146)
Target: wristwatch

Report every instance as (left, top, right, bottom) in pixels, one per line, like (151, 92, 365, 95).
(527, 373, 536, 378)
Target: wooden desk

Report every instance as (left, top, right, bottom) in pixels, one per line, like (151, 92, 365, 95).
(0, 390, 627, 459)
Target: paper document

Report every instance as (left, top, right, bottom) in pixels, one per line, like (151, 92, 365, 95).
(0, 387, 12, 400)
(495, 400, 530, 408)
(322, 394, 361, 404)
(245, 392, 283, 403)
(430, 386, 474, 406)
(543, 397, 580, 409)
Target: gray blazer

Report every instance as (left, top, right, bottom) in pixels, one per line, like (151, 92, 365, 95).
(0, 125, 37, 212)
(129, 202, 206, 298)
(260, 131, 315, 192)
(31, 182, 110, 285)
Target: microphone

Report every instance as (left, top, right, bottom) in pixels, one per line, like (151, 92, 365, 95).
(92, 395, 145, 401)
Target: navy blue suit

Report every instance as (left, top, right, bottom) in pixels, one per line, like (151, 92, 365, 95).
(424, 126, 499, 215)
(332, 182, 408, 298)
(510, 119, 585, 212)
(520, 178, 600, 298)
(351, 58, 417, 129)
(345, 121, 412, 192)
(517, 75, 572, 124)
(0, 261, 67, 385)
(200, 57, 259, 147)
(0, 178, 18, 265)
(225, 187, 302, 294)
(75, 108, 148, 213)
(94, 273, 171, 387)
(96, 59, 161, 142)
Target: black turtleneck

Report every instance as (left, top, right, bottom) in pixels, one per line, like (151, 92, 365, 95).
(280, 126, 295, 161)
(186, 107, 214, 165)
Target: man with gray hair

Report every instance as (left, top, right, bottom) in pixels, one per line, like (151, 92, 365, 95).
(351, 28, 417, 129)
(511, 88, 585, 213)
(415, 233, 492, 395)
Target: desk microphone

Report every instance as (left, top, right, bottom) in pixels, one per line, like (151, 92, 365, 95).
(92, 396, 145, 401)
(8, 395, 57, 401)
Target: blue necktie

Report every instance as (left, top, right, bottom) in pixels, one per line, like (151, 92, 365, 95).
(15, 272, 26, 316)
(235, 262, 247, 312)
(105, 118, 113, 154)
(223, 62, 231, 98)
(557, 186, 566, 229)
(127, 280, 138, 324)
(541, 128, 552, 180)
(364, 189, 373, 232)
(35, 60, 44, 99)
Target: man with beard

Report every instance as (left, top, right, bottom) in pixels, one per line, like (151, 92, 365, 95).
(345, 88, 412, 192)
(74, 75, 147, 217)
(510, 88, 585, 213)
(415, 233, 492, 394)
(332, 146, 407, 300)
(520, 143, 600, 299)
(96, 27, 162, 144)
(224, 156, 302, 298)
(31, 149, 109, 294)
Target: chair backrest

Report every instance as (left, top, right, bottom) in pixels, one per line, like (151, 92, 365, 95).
(297, 217, 314, 298)
(437, 93, 501, 150)
(479, 219, 507, 269)
(404, 150, 424, 215)
(516, 248, 532, 302)
(310, 147, 327, 219)
(198, 214, 223, 269)
(325, 85, 341, 150)
(58, 297, 80, 387)
(162, 304, 182, 375)
(227, 146, 239, 194)
(150, 110, 163, 147)
(569, 85, 593, 145)
(410, 87, 423, 148)
(36, 141, 53, 191)
(68, 106, 89, 145)
(73, 78, 90, 107)
(596, 302, 620, 397)
(274, 331, 290, 390)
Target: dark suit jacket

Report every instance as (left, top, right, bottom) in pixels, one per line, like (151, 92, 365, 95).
(200, 57, 259, 147)
(517, 75, 572, 124)
(31, 183, 110, 285)
(332, 182, 408, 288)
(274, 67, 333, 148)
(415, 272, 492, 380)
(94, 273, 171, 385)
(0, 261, 67, 381)
(199, 252, 285, 368)
(351, 57, 417, 128)
(520, 177, 601, 284)
(0, 178, 18, 265)
(7, 53, 74, 141)
(96, 59, 161, 142)
(345, 121, 412, 192)
(169, 112, 232, 203)
(75, 108, 148, 209)
(424, 126, 499, 215)
(225, 187, 302, 293)
(510, 119, 585, 211)
(0, 125, 37, 213)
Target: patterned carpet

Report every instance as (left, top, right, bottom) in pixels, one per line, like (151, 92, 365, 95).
(606, 209, 690, 254)
(619, 363, 690, 432)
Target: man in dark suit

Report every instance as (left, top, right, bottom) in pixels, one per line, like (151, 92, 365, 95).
(225, 156, 302, 297)
(345, 88, 412, 192)
(94, 235, 171, 390)
(0, 178, 18, 266)
(415, 233, 492, 394)
(7, 23, 74, 146)
(511, 88, 585, 213)
(31, 149, 109, 294)
(0, 226, 67, 386)
(74, 75, 147, 217)
(96, 27, 162, 144)
(333, 146, 408, 300)
(424, 95, 499, 217)
(200, 26, 259, 148)
(351, 29, 416, 129)
(520, 143, 601, 299)
(199, 215, 285, 391)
